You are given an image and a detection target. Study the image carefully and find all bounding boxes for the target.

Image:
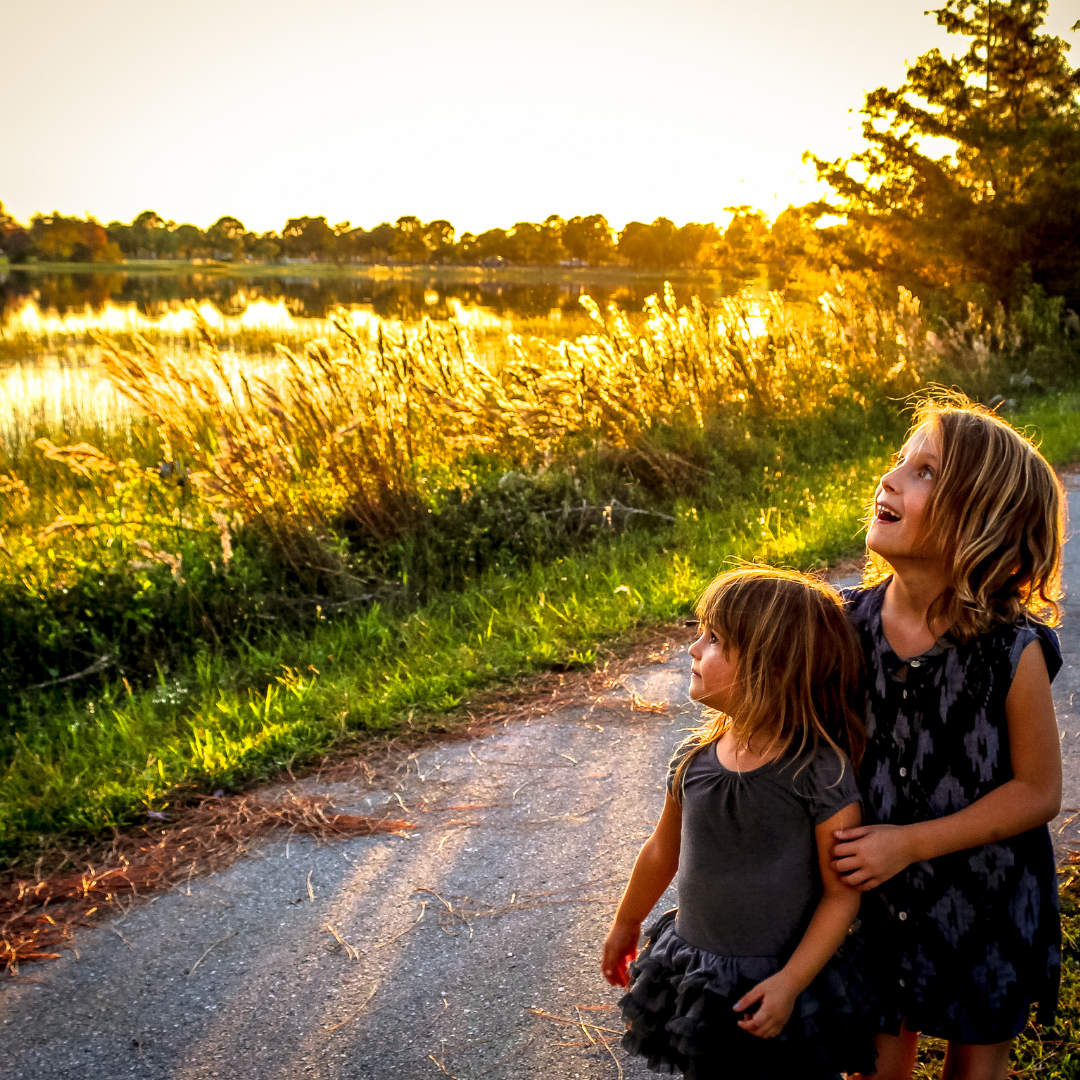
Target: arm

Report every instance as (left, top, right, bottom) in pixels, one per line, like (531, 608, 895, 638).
(734, 801, 863, 1038)
(833, 640, 1062, 890)
(601, 791, 682, 987)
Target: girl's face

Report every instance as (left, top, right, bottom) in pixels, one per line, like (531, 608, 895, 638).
(867, 427, 941, 564)
(688, 626, 740, 712)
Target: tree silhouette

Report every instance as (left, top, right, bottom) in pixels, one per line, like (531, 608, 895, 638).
(811, 1, 1080, 307)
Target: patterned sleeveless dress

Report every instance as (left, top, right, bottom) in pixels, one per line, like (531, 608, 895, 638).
(843, 582, 1062, 1043)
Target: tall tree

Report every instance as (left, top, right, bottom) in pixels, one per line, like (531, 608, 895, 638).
(811, 1, 1080, 308)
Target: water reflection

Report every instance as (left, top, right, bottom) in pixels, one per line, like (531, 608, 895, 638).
(0, 268, 720, 326)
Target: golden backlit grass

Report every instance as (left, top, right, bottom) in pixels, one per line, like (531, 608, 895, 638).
(0, 278, 1076, 863)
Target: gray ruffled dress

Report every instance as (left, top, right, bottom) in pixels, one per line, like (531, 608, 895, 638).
(619, 740, 880, 1080)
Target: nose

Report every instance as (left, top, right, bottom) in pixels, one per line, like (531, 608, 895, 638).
(880, 468, 899, 494)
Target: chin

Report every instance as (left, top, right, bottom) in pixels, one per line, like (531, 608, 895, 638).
(865, 531, 901, 562)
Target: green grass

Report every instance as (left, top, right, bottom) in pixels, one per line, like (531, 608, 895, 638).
(1, 394, 1077, 862)
(1015, 391, 1080, 466)
(0, 452, 880, 858)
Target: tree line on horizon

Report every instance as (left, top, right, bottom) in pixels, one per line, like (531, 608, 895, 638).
(2, 2, 1079, 315)
(0, 205, 781, 278)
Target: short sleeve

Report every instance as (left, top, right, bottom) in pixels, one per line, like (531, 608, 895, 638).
(792, 746, 862, 825)
(1010, 620, 1063, 684)
(667, 738, 699, 796)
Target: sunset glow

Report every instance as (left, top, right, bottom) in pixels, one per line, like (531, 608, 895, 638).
(4, 0, 1074, 232)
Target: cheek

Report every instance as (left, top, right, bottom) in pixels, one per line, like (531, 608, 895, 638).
(904, 492, 931, 530)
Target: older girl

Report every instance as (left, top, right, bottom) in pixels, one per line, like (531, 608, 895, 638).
(835, 395, 1064, 1080)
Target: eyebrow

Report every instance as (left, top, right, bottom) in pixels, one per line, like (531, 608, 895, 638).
(898, 444, 940, 465)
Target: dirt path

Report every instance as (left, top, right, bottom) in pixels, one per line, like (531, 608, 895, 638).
(4, 481, 1079, 1080)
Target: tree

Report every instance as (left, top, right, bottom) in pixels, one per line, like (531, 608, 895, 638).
(712, 207, 769, 282)
(250, 233, 281, 261)
(618, 218, 717, 268)
(172, 224, 210, 260)
(424, 220, 456, 262)
(281, 216, 338, 260)
(29, 213, 117, 263)
(562, 214, 616, 264)
(0, 202, 31, 262)
(503, 218, 565, 264)
(390, 216, 429, 262)
(130, 210, 170, 258)
(471, 227, 511, 262)
(618, 219, 669, 267)
(345, 222, 396, 263)
(811, 1, 1080, 308)
(207, 216, 247, 261)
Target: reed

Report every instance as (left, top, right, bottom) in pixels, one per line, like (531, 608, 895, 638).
(76, 279, 925, 556)
(0, 278, 1077, 857)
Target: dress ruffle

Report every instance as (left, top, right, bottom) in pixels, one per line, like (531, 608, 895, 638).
(618, 910, 880, 1079)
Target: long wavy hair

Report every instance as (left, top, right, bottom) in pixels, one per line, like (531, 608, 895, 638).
(861, 391, 1064, 641)
(671, 566, 865, 802)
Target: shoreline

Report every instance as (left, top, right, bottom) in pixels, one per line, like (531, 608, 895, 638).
(0, 259, 724, 284)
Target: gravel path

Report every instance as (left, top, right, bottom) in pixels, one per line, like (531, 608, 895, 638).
(3, 480, 1079, 1080)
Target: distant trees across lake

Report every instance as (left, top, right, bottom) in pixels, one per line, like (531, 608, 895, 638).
(0, 206, 797, 280)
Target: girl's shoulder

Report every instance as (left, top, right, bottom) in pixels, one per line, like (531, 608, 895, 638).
(782, 742, 862, 824)
(837, 581, 887, 627)
(1002, 615, 1063, 684)
(667, 736, 707, 795)
(951, 612, 1062, 684)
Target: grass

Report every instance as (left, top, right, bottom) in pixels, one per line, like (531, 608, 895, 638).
(0, 451, 882, 854)
(0, 387, 1076, 858)
(0, 279, 1077, 862)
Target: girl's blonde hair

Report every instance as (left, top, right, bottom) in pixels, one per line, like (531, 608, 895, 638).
(862, 391, 1065, 641)
(671, 566, 865, 801)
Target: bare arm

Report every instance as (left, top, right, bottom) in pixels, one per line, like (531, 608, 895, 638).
(734, 801, 863, 1038)
(833, 641, 1062, 890)
(601, 791, 682, 986)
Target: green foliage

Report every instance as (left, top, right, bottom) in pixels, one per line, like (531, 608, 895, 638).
(0, 278, 1076, 864)
(812, 1, 1080, 310)
(0, 449, 886, 857)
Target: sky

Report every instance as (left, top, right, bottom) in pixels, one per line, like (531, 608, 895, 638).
(2, 0, 1078, 235)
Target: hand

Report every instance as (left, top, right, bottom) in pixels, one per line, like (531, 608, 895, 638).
(832, 824, 914, 890)
(601, 921, 641, 987)
(733, 972, 798, 1038)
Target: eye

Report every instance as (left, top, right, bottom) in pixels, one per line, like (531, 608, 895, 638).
(917, 464, 934, 480)
(708, 631, 719, 645)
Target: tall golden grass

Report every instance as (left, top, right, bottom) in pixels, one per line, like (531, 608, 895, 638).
(66, 279, 927, 571)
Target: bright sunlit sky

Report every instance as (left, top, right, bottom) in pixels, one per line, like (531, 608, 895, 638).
(3, 0, 1079, 235)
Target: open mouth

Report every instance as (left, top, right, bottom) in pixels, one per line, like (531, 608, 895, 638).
(875, 503, 901, 523)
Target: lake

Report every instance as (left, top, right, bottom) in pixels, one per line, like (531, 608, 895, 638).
(0, 265, 725, 446)
(0, 266, 723, 326)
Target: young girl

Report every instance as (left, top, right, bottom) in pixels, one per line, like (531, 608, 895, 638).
(833, 395, 1064, 1080)
(601, 567, 880, 1080)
